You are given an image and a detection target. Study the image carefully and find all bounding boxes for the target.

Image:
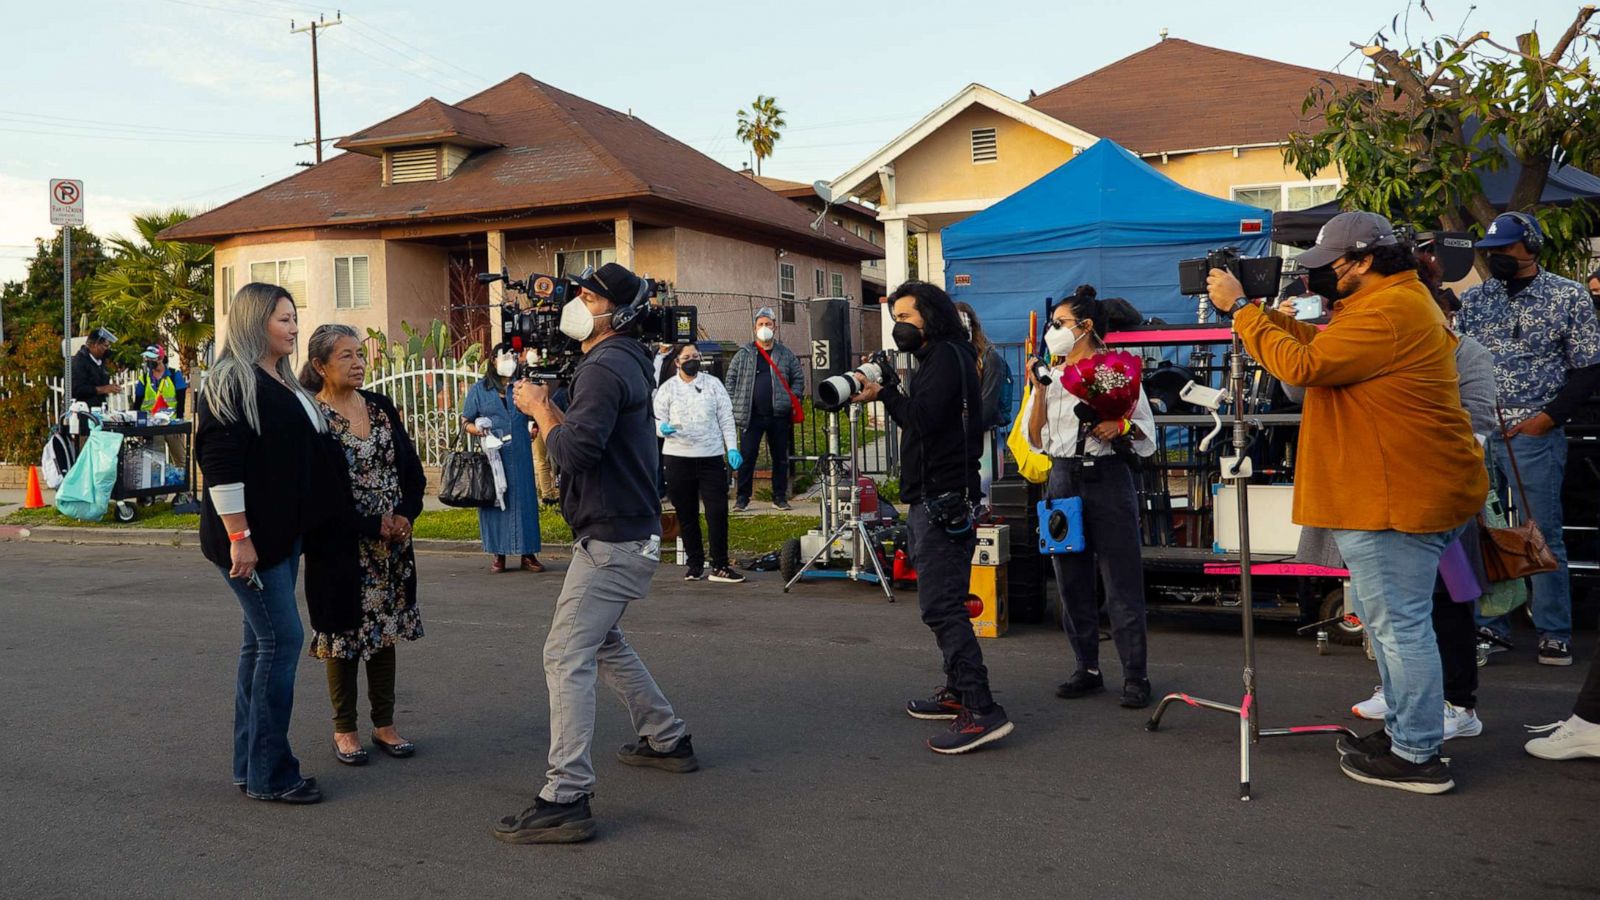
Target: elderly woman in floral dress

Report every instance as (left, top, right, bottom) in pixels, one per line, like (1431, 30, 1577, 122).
(300, 324, 426, 766)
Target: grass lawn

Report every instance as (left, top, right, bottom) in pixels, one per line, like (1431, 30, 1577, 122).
(8, 501, 815, 557)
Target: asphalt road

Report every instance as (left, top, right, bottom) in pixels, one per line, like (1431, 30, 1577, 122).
(2, 540, 1597, 899)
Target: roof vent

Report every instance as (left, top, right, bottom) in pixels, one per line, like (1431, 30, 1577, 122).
(388, 147, 440, 184)
(971, 128, 998, 164)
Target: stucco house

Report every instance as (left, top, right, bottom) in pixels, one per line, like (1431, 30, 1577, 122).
(829, 37, 1362, 308)
(743, 170, 888, 305)
(162, 74, 880, 355)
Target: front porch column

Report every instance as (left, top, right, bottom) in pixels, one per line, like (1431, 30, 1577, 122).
(613, 216, 634, 269)
(881, 215, 909, 344)
(924, 230, 945, 288)
(487, 229, 507, 345)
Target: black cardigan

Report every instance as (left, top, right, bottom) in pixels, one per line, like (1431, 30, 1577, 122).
(302, 391, 426, 636)
(194, 368, 321, 569)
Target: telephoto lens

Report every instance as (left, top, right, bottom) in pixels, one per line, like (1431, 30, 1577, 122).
(816, 360, 886, 411)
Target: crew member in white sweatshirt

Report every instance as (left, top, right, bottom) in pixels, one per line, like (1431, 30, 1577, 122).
(654, 342, 745, 583)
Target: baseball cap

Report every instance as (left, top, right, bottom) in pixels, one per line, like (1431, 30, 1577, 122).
(1476, 212, 1541, 249)
(1297, 211, 1400, 269)
(573, 262, 645, 306)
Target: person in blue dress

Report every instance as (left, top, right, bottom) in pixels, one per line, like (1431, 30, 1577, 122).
(462, 354, 545, 574)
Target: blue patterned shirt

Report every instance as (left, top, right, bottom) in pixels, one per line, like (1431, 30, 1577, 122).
(1457, 269, 1600, 426)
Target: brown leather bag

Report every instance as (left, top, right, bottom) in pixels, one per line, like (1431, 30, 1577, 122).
(1478, 408, 1560, 583)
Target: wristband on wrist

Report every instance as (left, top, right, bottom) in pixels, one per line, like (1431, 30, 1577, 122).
(1121, 418, 1132, 436)
(228, 528, 252, 543)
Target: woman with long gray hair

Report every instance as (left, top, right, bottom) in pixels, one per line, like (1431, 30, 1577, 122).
(299, 324, 426, 766)
(195, 282, 329, 804)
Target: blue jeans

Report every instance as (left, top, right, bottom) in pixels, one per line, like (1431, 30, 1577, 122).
(1333, 528, 1453, 763)
(219, 543, 305, 798)
(1482, 429, 1570, 642)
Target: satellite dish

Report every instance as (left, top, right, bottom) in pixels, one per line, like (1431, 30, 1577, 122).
(812, 181, 835, 206)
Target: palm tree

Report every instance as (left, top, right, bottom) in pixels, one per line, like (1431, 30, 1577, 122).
(735, 94, 786, 176)
(85, 209, 214, 370)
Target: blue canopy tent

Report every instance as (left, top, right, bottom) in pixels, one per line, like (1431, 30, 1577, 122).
(942, 139, 1273, 342)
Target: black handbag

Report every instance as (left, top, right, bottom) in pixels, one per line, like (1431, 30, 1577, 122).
(438, 449, 496, 508)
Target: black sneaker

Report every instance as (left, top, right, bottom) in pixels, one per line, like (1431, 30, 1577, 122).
(772, 499, 792, 511)
(492, 796, 596, 844)
(928, 705, 1015, 755)
(1120, 678, 1152, 709)
(733, 500, 749, 513)
(684, 567, 705, 581)
(1337, 727, 1392, 758)
(905, 686, 962, 720)
(617, 734, 699, 773)
(1339, 751, 1454, 794)
(1539, 638, 1574, 667)
(1055, 669, 1105, 699)
(708, 566, 746, 583)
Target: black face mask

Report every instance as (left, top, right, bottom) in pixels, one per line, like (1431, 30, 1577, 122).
(680, 359, 701, 377)
(1487, 253, 1522, 282)
(1590, 292, 1600, 308)
(891, 322, 924, 352)
(1305, 264, 1346, 302)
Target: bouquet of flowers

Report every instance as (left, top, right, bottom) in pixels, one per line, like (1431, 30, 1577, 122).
(1057, 350, 1143, 425)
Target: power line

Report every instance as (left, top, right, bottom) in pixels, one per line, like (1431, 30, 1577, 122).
(0, 111, 295, 141)
(0, 125, 289, 145)
(153, 0, 283, 20)
(341, 15, 487, 85)
(320, 28, 477, 98)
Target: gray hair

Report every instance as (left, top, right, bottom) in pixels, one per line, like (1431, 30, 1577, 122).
(202, 282, 324, 434)
(298, 323, 361, 394)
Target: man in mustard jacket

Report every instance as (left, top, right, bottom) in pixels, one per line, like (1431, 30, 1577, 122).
(1208, 212, 1485, 795)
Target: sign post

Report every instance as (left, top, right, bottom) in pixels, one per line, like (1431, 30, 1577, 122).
(50, 179, 83, 411)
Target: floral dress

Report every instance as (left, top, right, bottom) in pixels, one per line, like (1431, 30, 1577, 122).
(309, 396, 424, 660)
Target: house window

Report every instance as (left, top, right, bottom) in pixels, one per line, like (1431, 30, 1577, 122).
(778, 262, 795, 300)
(781, 301, 796, 323)
(333, 256, 371, 310)
(1231, 181, 1340, 213)
(830, 272, 845, 298)
(971, 127, 998, 163)
(814, 268, 826, 297)
(249, 258, 307, 306)
(219, 265, 235, 305)
(555, 248, 617, 278)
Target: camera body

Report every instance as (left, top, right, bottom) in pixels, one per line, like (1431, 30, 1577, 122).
(481, 269, 696, 382)
(924, 488, 974, 538)
(1177, 247, 1283, 299)
(815, 349, 901, 411)
(1025, 356, 1053, 386)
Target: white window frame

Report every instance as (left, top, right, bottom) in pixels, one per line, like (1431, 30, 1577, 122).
(814, 268, 827, 297)
(333, 255, 371, 310)
(830, 272, 845, 298)
(554, 248, 616, 278)
(219, 265, 234, 305)
(1229, 179, 1341, 213)
(778, 262, 795, 300)
(248, 258, 307, 307)
(971, 127, 999, 164)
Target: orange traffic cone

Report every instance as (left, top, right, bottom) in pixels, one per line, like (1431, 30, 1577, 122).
(23, 465, 46, 509)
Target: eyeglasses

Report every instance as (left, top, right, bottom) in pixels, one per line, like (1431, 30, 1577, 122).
(1049, 318, 1080, 330)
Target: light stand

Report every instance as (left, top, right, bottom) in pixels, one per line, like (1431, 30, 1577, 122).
(1145, 324, 1355, 801)
(783, 403, 896, 602)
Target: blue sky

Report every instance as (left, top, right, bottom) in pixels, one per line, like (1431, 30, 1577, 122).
(0, 0, 1590, 281)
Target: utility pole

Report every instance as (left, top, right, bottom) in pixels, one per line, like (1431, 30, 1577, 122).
(291, 12, 342, 164)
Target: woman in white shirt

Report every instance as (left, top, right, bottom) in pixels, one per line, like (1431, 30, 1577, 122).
(1023, 286, 1157, 710)
(655, 343, 745, 583)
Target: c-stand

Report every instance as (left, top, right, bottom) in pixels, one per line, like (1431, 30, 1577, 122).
(783, 403, 895, 602)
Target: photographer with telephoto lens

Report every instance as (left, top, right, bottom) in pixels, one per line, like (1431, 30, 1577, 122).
(495, 262, 697, 845)
(850, 281, 1012, 754)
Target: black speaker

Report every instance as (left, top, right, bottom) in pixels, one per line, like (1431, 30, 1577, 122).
(807, 297, 852, 386)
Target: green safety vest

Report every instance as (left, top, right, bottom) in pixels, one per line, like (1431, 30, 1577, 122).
(139, 371, 178, 412)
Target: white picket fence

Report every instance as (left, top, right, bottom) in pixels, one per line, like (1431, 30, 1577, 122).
(363, 358, 482, 469)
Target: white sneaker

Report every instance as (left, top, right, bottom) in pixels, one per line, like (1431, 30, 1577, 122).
(1351, 686, 1390, 720)
(1525, 716, 1600, 760)
(1443, 703, 1483, 740)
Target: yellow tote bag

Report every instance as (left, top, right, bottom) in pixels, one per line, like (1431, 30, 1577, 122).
(1006, 383, 1051, 483)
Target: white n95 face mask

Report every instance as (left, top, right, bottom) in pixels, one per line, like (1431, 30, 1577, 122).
(1044, 322, 1082, 357)
(560, 298, 611, 342)
(494, 354, 518, 378)
(756, 325, 775, 343)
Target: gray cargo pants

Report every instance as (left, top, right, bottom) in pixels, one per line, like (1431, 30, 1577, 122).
(540, 535, 686, 804)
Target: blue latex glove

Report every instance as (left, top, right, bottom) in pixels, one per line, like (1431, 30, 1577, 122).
(659, 423, 677, 436)
(727, 448, 744, 469)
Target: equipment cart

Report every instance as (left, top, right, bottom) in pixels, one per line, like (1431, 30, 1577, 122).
(102, 420, 195, 522)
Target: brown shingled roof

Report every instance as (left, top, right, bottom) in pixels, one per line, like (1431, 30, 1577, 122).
(162, 75, 879, 261)
(335, 97, 501, 155)
(1026, 38, 1370, 155)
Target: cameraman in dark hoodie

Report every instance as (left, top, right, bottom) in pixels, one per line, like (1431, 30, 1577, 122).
(850, 281, 1012, 754)
(496, 263, 696, 845)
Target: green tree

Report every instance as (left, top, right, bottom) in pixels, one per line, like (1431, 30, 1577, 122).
(735, 94, 786, 176)
(0, 322, 63, 464)
(1, 226, 108, 350)
(1284, 5, 1600, 276)
(85, 210, 213, 370)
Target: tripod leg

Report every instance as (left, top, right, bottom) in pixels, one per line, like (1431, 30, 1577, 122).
(856, 522, 896, 603)
(1240, 692, 1252, 801)
(784, 524, 850, 592)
